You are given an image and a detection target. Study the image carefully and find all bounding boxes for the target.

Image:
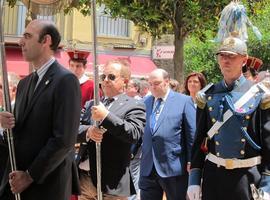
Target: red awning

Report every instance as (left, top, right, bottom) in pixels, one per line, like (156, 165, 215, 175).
(6, 48, 156, 77)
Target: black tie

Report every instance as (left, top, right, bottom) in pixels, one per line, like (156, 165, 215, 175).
(103, 98, 114, 107)
(27, 72, 39, 104)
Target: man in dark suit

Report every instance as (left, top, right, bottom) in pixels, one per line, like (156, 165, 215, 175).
(0, 19, 81, 200)
(139, 69, 196, 200)
(77, 59, 146, 200)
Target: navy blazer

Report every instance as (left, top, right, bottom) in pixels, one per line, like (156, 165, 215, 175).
(141, 90, 196, 178)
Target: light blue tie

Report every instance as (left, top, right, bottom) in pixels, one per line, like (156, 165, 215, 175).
(150, 98, 162, 133)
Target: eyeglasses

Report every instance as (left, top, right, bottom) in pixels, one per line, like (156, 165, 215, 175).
(100, 74, 117, 81)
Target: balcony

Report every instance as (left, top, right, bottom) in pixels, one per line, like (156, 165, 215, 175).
(3, 2, 130, 44)
(97, 15, 130, 38)
(3, 2, 57, 43)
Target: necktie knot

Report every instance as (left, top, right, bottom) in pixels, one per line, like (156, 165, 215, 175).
(104, 98, 114, 107)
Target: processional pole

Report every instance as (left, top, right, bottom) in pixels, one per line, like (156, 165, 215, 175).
(0, 0, 21, 200)
(90, 0, 103, 199)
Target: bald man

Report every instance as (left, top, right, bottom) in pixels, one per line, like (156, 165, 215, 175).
(140, 69, 196, 200)
(0, 19, 81, 200)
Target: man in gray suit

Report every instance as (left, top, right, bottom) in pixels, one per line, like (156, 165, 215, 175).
(78, 59, 146, 200)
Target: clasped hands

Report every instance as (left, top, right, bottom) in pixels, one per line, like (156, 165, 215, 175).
(87, 103, 109, 143)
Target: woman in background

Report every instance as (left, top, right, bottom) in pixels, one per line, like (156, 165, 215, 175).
(183, 72, 207, 105)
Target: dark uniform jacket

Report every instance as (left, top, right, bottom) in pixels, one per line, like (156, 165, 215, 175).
(191, 76, 270, 196)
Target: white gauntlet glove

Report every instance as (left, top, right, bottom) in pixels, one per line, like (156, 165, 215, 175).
(187, 185, 201, 200)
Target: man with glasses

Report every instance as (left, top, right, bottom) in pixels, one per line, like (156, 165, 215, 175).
(77, 59, 146, 200)
(188, 35, 270, 200)
(139, 68, 196, 200)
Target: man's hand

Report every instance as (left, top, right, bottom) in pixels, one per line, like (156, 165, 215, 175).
(91, 103, 109, 121)
(86, 126, 107, 143)
(187, 185, 201, 200)
(9, 170, 33, 194)
(0, 112, 15, 129)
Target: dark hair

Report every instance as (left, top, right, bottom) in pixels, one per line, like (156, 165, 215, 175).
(183, 72, 207, 95)
(38, 23, 61, 52)
(69, 58, 87, 66)
(242, 65, 258, 77)
(169, 78, 180, 92)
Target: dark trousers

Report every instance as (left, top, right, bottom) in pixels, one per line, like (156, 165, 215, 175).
(202, 161, 261, 200)
(1, 184, 15, 200)
(139, 167, 188, 200)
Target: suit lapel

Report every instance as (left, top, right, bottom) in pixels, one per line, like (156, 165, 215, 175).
(22, 62, 57, 123)
(16, 75, 32, 123)
(153, 90, 174, 134)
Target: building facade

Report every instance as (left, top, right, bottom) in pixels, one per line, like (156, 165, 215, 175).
(4, 2, 156, 77)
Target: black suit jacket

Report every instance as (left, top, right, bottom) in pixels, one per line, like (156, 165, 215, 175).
(79, 94, 146, 196)
(0, 61, 81, 200)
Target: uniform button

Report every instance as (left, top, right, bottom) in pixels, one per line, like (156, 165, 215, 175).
(243, 127, 247, 131)
(241, 138, 246, 143)
(212, 118, 216, 123)
(245, 115, 250, 120)
(240, 150, 245, 155)
(215, 141, 220, 145)
(208, 96, 212, 100)
(216, 152, 220, 156)
(209, 107, 213, 111)
(215, 131, 219, 135)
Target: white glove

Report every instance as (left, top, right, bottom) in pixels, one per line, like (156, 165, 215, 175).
(262, 191, 270, 200)
(187, 185, 201, 200)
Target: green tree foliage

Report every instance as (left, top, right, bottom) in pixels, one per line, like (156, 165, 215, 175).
(184, 36, 222, 84)
(65, 0, 230, 83)
(184, 0, 270, 83)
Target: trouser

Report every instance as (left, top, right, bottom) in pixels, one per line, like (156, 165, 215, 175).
(202, 160, 261, 200)
(139, 167, 188, 200)
(79, 170, 128, 200)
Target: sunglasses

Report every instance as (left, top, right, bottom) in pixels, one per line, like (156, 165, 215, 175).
(100, 74, 117, 81)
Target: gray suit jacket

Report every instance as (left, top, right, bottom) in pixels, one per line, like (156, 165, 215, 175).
(79, 93, 146, 196)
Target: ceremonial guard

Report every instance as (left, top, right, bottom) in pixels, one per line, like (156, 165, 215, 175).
(187, 36, 270, 200)
(67, 50, 95, 107)
(243, 56, 263, 82)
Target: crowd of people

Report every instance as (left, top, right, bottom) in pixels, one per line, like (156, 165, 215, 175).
(0, 19, 270, 200)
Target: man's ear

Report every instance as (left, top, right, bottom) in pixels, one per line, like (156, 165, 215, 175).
(43, 34, 52, 46)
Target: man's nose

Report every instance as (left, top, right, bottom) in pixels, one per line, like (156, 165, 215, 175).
(18, 38, 24, 46)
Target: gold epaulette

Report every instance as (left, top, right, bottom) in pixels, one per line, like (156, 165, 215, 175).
(195, 92, 207, 109)
(260, 94, 270, 110)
